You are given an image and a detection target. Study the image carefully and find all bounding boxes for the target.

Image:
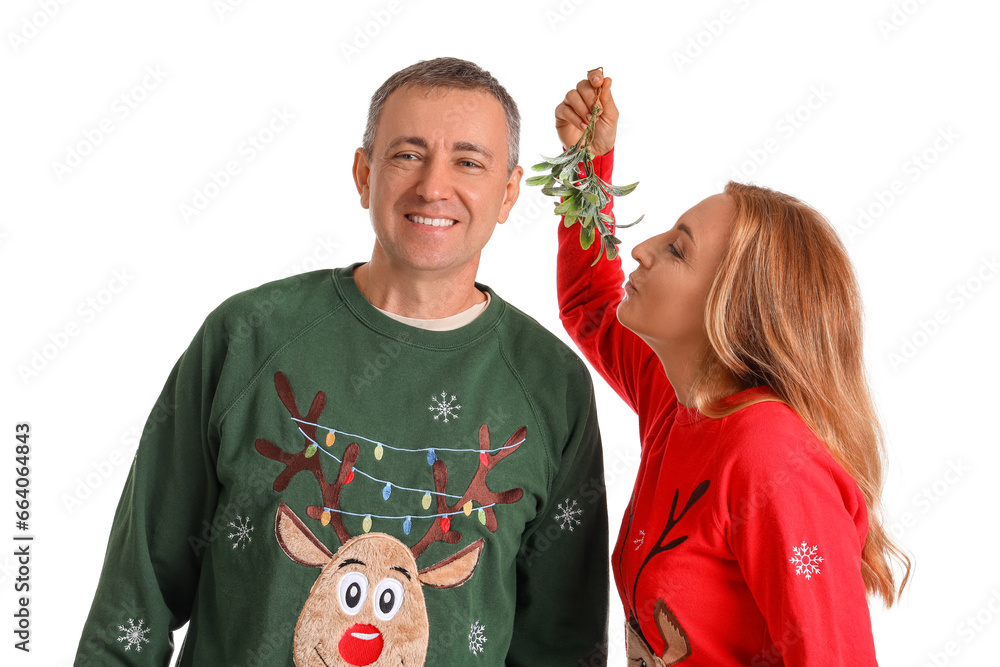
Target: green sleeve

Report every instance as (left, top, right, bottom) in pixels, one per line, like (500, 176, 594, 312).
(74, 317, 226, 665)
(507, 390, 610, 666)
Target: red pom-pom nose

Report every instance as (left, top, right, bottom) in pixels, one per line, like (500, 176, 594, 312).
(338, 623, 383, 666)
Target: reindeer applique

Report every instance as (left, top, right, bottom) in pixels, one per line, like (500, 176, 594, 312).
(256, 372, 525, 666)
(619, 480, 709, 666)
(625, 599, 691, 667)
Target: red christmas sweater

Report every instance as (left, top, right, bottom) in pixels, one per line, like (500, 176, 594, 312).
(557, 150, 878, 665)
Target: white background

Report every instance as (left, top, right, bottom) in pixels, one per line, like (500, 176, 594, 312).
(2, 0, 998, 665)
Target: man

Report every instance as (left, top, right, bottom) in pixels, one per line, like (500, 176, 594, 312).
(75, 58, 609, 666)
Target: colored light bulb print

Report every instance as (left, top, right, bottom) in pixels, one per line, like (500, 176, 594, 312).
(305, 444, 317, 458)
(325, 431, 335, 447)
(374, 444, 383, 460)
(255, 372, 529, 667)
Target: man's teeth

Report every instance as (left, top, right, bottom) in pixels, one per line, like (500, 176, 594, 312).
(409, 214, 456, 227)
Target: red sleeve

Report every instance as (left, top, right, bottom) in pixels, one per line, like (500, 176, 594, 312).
(556, 149, 674, 416)
(723, 408, 877, 665)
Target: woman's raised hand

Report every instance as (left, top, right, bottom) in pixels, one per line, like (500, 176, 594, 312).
(555, 68, 619, 157)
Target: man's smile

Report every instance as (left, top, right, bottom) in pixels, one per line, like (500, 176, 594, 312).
(407, 214, 457, 228)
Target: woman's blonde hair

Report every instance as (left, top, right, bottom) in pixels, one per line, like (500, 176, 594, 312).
(692, 181, 911, 606)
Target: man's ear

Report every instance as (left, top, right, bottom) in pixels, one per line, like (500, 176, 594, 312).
(496, 165, 523, 225)
(353, 147, 372, 210)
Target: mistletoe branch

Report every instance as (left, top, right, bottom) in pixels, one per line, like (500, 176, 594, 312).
(528, 80, 643, 264)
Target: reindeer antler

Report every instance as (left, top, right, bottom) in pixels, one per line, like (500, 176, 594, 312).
(410, 424, 525, 558)
(257, 373, 526, 559)
(255, 372, 356, 545)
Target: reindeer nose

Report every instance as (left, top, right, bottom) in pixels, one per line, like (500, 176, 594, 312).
(339, 623, 384, 666)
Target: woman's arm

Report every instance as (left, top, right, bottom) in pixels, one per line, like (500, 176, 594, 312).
(555, 71, 669, 414)
(723, 408, 879, 665)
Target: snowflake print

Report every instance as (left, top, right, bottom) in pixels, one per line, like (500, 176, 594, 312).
(228, 515, 254, 550)
(469, 619, 487, 655)
(117, 618, 151, 652)
(633, 529, 646, 551)
(554, 498, 583, 531)
(789, 541, 824, 580)
(428, 391, 462, 423)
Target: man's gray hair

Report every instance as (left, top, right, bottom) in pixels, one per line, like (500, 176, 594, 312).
(362, 57, 520, 173)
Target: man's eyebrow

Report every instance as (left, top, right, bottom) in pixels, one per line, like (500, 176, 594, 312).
(454, 141, 494, 160)
(385, 136, 427, 151)
(677, 222, 696, 244)
(384, 137, 494, 161)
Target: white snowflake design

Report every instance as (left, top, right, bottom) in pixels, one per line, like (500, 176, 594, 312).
(469, 619, 487, 655)
(117, 618, 151, 652)
(789, 541, 824, 580)
(633, 529, 646, 551)
(428, 391, 462, 423)
(228, 515, 254, 550)
(554, 498, 583, 531)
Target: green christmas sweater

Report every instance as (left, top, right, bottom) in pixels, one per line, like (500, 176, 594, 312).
(75, 265, 610, 666)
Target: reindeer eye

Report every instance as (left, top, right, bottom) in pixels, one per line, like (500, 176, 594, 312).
(338, 572, 368, 615)
(372, 578, 405, 621)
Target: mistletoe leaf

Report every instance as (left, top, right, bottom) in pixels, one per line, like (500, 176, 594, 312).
(614, 213, 645, 229)
(602, 180, 639, 197)
(553, 198, 576, 215)
(559, 161, 580, 183)
(541, 185, 575, 197)
(526, 93, 644, 263)
(525, 174, 554, 187)
(540, 151, 578, 166)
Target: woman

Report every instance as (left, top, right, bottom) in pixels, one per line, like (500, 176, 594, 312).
(554, 70, 910, 665)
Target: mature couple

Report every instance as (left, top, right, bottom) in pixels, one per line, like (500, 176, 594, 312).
(76, 58, 908, 666)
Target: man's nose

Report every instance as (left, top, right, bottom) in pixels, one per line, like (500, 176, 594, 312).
(415, 157, 453, 201)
